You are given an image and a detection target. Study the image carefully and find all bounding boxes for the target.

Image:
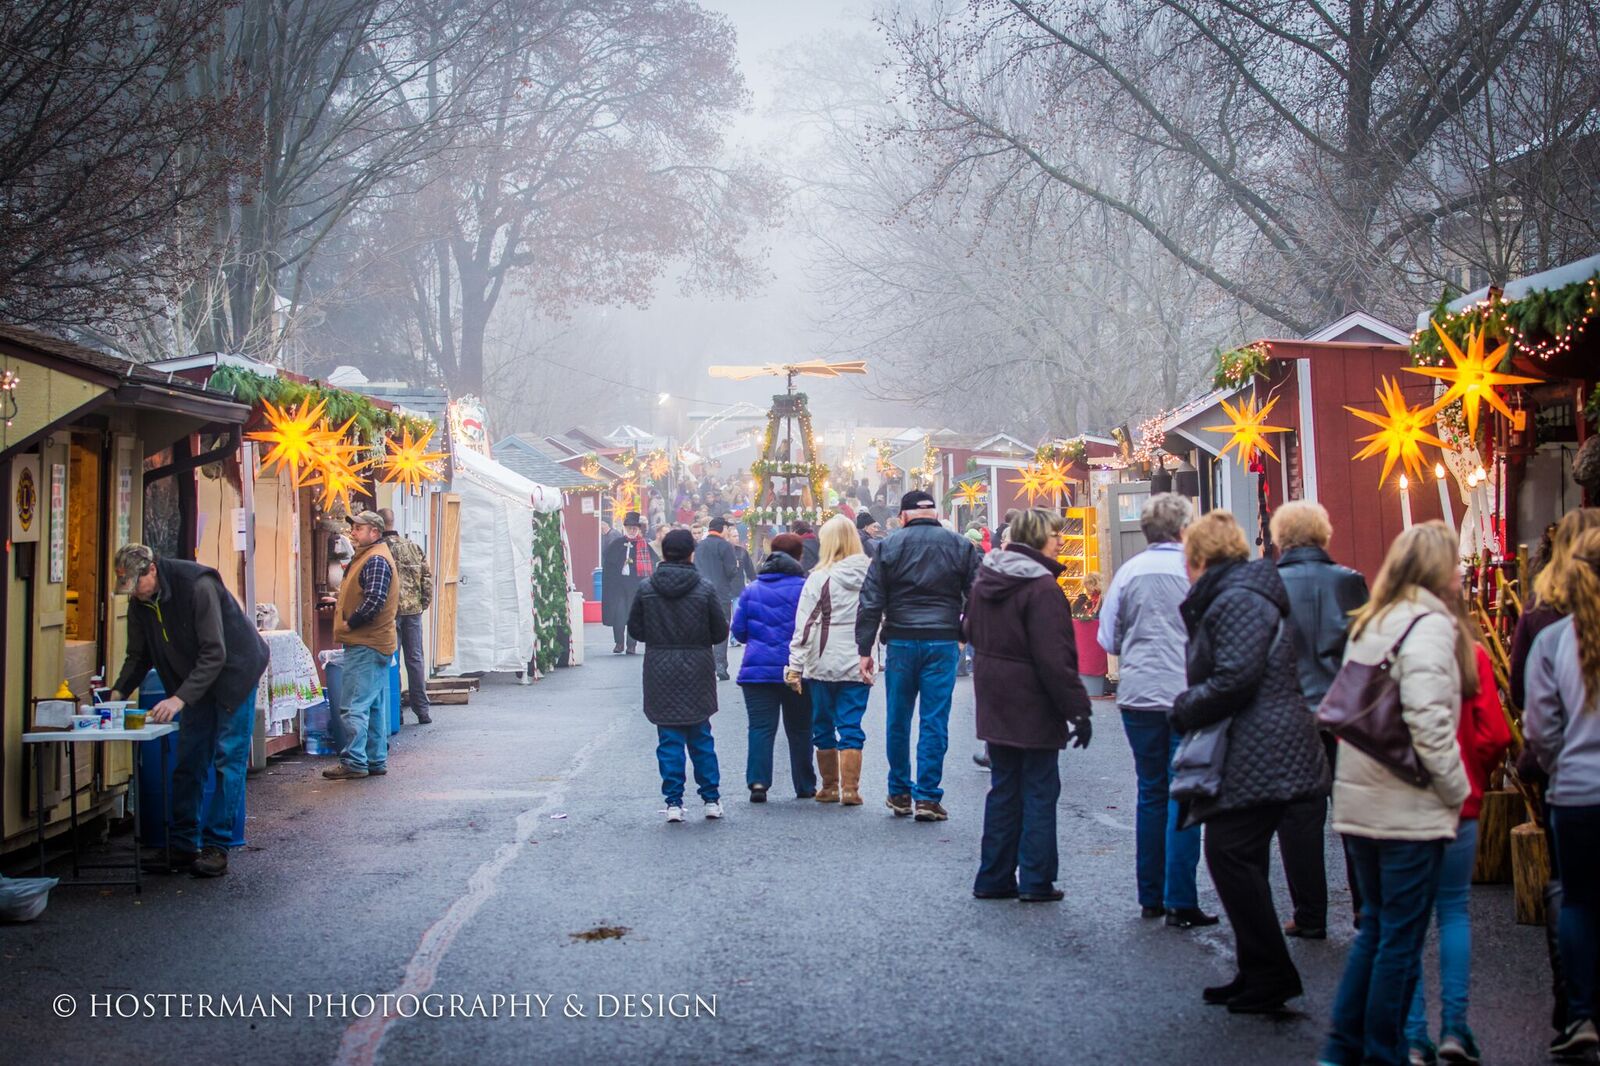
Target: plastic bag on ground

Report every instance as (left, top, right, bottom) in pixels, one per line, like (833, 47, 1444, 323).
(0, 875, 58, 922)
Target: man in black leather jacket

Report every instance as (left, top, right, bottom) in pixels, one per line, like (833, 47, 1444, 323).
(855, 491, 981, 821)
(1271, 501, 1369, 937)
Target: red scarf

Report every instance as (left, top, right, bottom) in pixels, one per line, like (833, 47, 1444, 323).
(630, 536, 654, 578)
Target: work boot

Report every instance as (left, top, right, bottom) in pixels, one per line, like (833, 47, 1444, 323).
(191, 845, 228, 878)
(814, 749, 840, 803)
(141, 848, 198, 874)
(913, 800, 948, 821)
(322, 764, 368, 780)
(838, 749, 863, 805)
(885, 794, 912, 817)
(413, 707, 432, 724)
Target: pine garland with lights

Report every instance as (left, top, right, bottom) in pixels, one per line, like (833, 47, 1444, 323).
(1410, 274, 1600, 366)
(529, 511, 569, 674)
(1211, 342, 1272, 388)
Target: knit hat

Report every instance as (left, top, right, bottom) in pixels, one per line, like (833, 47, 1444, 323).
(854, 510, 876, 531)
(900, 490, 937, 514)
(662, 528, 695, 562)
(769, 533, 804, 560)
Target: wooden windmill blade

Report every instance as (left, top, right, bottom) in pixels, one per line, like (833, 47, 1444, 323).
(707, 360, 869, 381)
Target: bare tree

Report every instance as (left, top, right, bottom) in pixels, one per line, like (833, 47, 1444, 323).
(0, 0, 244, 331)
(880, 0, 1566, 334)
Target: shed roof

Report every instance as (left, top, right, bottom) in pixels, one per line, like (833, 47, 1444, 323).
(494, 435, 609, 490)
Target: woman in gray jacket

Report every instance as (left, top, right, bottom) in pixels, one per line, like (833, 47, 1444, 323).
(1321, 522, 1473, 1066)
(1525, 527, 1600, 1059)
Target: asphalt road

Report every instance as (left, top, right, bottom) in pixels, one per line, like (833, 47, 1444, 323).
(0, 626, 1556, 1064)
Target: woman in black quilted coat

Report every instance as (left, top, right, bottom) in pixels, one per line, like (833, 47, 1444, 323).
(1169, 512, 1330, 1015)
(628, 529, 731, 822)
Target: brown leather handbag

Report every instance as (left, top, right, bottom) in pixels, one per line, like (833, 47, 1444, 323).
(1315, 615, 1432, 787)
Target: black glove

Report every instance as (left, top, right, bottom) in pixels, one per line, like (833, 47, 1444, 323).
(1068, 715, 1093, 750)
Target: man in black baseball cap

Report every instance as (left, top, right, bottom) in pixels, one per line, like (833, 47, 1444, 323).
(855, 489, 979, 821)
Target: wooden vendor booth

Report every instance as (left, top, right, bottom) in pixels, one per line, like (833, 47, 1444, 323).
(0, 325, 251, 856)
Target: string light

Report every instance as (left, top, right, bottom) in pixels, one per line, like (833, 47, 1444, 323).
(1409, 275, 1600, 364)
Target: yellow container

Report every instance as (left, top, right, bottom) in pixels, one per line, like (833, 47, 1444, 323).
(123, 711, 146, 730)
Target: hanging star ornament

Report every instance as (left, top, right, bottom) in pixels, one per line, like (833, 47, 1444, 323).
(1405, 321, 1539, 440)
(1009, 465, 1046, 504)
(248, 399, 338, 481)
(955, 481, 988, 509)
(381, 423, 447, 491)
(1204, 393, 1290, 463)
(1345, 377, 1448, 486)
(1038, 459, 1072, 499)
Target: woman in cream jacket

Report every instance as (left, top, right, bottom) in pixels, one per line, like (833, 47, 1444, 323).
(1321, 522, 1472, 1066)
(787, 515, 873, 805)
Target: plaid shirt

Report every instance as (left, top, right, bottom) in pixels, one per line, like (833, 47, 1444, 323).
(347, 554, 394, 629)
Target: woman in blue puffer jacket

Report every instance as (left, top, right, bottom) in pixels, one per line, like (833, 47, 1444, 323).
(731, 534, 817, 802)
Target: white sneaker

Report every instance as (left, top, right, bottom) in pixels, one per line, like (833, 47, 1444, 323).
(665, 806, 685, 823)
(704, 801, 724, 819)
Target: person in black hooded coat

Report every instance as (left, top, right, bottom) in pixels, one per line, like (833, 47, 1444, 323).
(1169, 512, 1330, 1015)
(628, 529, 729, 820)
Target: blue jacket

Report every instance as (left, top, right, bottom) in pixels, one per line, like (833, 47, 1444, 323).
(732, 552, 807, 684)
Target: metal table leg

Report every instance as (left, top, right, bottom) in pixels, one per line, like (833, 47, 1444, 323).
(132, 742, 142, 895)
(34, 744, 46, 876)
(67, 740, 79, 878)
(162, 737, 171, 871)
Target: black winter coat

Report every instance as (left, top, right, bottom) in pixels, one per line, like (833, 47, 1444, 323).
(627, 562, 729, 726)
(601, 536, 659, 627)
(1170, 558, 1329, 825)
(693, 533, 741, 603)
(963, 545, 1091, 749)
(115, 558, 269, 711)
(855, 519, 981, 654)
(1276, 546, 1369, 706)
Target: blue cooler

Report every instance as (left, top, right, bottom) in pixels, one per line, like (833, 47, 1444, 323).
(592, 567, 603, 601)
(389, 651, 402, 736)
(136, 670, 249, 848)
(323, 653, 402, 742)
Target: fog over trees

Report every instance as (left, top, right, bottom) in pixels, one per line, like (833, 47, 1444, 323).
(2, 0, 1594, 436)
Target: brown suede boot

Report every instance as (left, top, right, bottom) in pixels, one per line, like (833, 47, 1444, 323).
(839, 748, 863, 805)
(815, 749, 840, 803)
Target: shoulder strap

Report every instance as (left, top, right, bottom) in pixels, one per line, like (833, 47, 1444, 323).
(1379, 614, 1431, 670)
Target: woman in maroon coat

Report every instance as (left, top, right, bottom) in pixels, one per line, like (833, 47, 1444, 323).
(963, 509, 1093, 902)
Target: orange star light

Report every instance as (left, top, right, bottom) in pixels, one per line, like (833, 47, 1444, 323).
(1009, 465, 1045, 504)
(248, 398, 338, 481)
(381, 423, 447, 491)
(1038, 459, 1072, 499)
(1346, 377, 1447, 486)
(1204, 393, 1290, 463)
(1405, 321, 1539, 439)
(955, 481, 988, 509)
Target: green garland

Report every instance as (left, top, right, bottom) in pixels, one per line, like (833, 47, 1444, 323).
(1036, 439, 1086, 465)
(1410, 273, 1600, 367)
(529, 511, 569, 674)
(1212, 342, 1271, 388)
(207, 364, 432, 443)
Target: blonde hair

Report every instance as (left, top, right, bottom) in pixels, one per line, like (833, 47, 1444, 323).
(1270, 500, 1333, 550)
(1183, 511, 1250, 570)
(1007, 508, 1064, 551)
(1533, 508, 1600, 611)
(1350, 521, 1480, 697)
(816, 514, 864, 570)
(1567, 528, 1600, 711)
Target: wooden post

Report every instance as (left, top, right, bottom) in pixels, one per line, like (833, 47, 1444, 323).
(1511, 821, 1551, 925)
(1473, 789, 1526, 883)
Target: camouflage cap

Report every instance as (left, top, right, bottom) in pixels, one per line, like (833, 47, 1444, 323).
(349, 510, 386, 531)
(113, 544, 156, 595)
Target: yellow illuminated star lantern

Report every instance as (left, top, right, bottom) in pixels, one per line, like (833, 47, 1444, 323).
(1405, 321, 1538, 440)
(380, 423, 447, 491)
(1038, 459, 1072, 499)
(1345, 377, 1448, 486)
(955, 481, 988, 509)
(613, 477, 641, 516)
(248, 399, 338, 481)
(1204, 393, 1290, 464)
(1009, 464, 1045, 504)
(299, 417, 373, 515)
(647, 451, 672, 481)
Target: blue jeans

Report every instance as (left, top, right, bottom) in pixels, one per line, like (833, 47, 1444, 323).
(1119, 708, 1201, 909)
(975, 745, 1060, 895)
(172, 696, 253, 851)
(1323, 836, 1447, 1066)
(742, 684, 816, 794)
(811, 680, 870, 750)
(1406, 819, 1478, 1046)
(656, 721, 720, 806)
(884, 640, 959, 801)
(1550, 804, 1600, 1023)
(337, 644, 390, 773)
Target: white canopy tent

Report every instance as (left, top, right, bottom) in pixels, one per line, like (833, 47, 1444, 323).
(441, 445, 562, 675)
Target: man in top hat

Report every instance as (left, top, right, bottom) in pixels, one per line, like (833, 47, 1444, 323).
(602, 511, 659, 654)
(109, 543, 269, 877)
(323, 510, 399, 781)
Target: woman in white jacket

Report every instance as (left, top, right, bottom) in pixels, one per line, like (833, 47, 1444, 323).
(1321, 522, 1474, 1066)
(787, 515, 873, 805)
